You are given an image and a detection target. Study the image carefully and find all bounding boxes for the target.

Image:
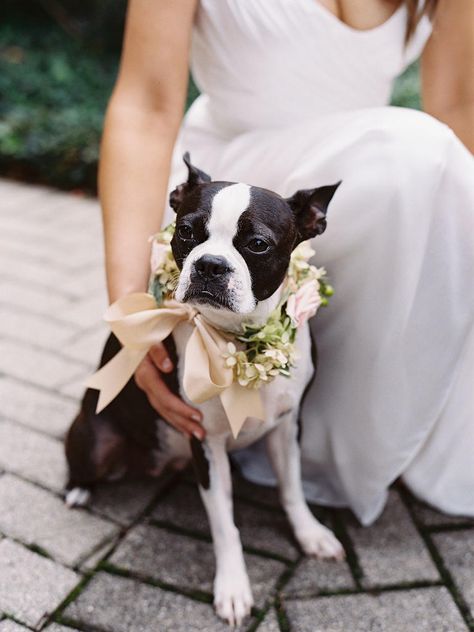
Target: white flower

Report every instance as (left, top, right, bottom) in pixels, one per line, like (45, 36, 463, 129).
(264, 348, 288, 365)
(286, 280, 322, 327)
(291, 241, 315, 262)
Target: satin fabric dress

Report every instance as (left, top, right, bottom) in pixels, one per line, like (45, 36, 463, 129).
(162, 0, 474, 525)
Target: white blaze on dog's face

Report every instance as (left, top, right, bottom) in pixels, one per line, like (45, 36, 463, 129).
(174, 182, 255, 313)
(169, 153, 341, 318)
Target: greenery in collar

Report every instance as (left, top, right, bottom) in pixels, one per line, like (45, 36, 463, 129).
(148, 223, 333, 389)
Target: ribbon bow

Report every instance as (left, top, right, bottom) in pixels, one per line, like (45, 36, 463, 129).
(85, 292, 264, 438)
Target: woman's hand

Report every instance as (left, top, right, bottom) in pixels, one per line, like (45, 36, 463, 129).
(134, 342, 205, 440)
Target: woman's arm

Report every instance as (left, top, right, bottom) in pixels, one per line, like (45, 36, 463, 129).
(99, 0, 205, 439)
(100, 0, 197, 302)
(420, 0, 474, 152)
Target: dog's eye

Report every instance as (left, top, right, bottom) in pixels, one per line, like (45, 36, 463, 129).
(177, 224, 194, 240)
(246, 238, 270, 254)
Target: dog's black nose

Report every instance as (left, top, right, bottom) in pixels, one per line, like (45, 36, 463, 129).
(194, 255, 231, 279)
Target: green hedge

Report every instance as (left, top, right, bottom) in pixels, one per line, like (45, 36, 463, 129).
(0, 9, 419, 193)
(0, 23, 117, 191)
(391, 61, 421, 110)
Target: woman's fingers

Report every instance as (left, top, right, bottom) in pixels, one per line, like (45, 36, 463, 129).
(147, 374, 205, 438)
(148, 342, 173, 372)
(134, 354, 205, 439)
(148, 395, 204, 438)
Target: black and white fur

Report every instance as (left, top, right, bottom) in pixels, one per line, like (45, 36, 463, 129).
(65, 153, 342, 626)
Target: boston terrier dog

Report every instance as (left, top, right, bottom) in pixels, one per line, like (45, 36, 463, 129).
(65, 154, 343, 626)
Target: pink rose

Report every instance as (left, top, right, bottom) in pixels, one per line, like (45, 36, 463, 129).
(150, 241, 168, 274)
(286, 280, 321, 327)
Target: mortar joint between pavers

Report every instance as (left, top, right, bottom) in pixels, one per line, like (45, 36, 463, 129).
(399, 486, 474, 631)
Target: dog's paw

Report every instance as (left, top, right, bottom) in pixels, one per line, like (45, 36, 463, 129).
(296, 523, 345, 560)
(214, 569, 254, 627)
(65, 487, 91, 508)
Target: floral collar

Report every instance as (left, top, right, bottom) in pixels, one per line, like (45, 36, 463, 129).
(148, 223, 333, 390)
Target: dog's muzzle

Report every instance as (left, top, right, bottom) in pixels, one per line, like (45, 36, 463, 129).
(185, 255, 234, 309)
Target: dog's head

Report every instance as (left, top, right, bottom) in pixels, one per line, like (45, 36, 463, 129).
(170, 153, 340, 321)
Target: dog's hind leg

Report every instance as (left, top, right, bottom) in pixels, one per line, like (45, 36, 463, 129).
(65, 388, 128, 506)
(196, 436, 253, 627)
(265, 413, 345, 560)
(65, 331, 161, 506)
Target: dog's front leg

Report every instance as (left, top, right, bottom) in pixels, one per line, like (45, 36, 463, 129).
(266, 415, 345, 560)
(198, 436, 253, 626)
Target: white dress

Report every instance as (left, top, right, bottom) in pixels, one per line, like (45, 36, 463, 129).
(163, 0, 474, 525)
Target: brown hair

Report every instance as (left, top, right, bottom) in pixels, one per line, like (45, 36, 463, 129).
(404, 0, 439, 42)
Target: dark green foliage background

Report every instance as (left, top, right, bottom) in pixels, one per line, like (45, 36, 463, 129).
(0, 1, 419, 192)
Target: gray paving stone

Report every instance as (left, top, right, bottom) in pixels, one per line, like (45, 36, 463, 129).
(151, 482, 210, 533)
(152, 483, 298, 560)
(45, 625, 78, 632)
(0, 278, 72, 317)
(0, 539, 79, 628)
(0, 253, 68, 294)
(64, 572, 248, 632)
(57, 245, 103, 270)
(0, 187, 99, 236)
(79, 537, 119, 573)
(53, 266, 106, 301)
(433, 529, 474, 615)
(0, 622, 31, 632)
(282, 556, 355, 598)
(0, 232, 63, 265)
(0, 376, 78, 438)
(0, 200, 99, 255)
(0, 181, 79, 220)
(49, 195, 101, 232)
(90, 479, 161, 526)
(233, 474, 281, 509)
(285, 586, 467, 632)
(257, 609, 280, 631)
(0, 420, 67, 492)
(348, 490, 439, 587)
(411, 499, 474, 528)
(56, 375, 89, 400)
(0, 474, 118, 566)
(180, 468, 283, 510)
(0, 254, 103, 303)
(109, 524, 285, 608)
(55, 293, 107, 330)
(62, 326, 108, 366)
(0, 233, 100, 281)
(0, 178, 51, 212)
(235, 500, 298, 561)
(0, 339, 85, 390)
(0, 305, 78, 348)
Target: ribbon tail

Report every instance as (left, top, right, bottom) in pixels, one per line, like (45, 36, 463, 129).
(183, 322, 233, 403)
(220, 383, 265, 439)
(84, 347, 148, 414)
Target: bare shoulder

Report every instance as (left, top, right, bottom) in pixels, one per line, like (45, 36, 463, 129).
(421, 0, 474, 113)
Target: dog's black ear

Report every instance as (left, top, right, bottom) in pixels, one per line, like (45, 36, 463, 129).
(169, 152, 212, 212)
(286, 181, 342, 242)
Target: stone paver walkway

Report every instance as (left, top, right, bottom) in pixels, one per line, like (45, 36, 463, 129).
(0, 178, 473, 631)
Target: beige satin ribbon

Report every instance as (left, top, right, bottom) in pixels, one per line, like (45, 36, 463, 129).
(84, 292, 264, 438)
